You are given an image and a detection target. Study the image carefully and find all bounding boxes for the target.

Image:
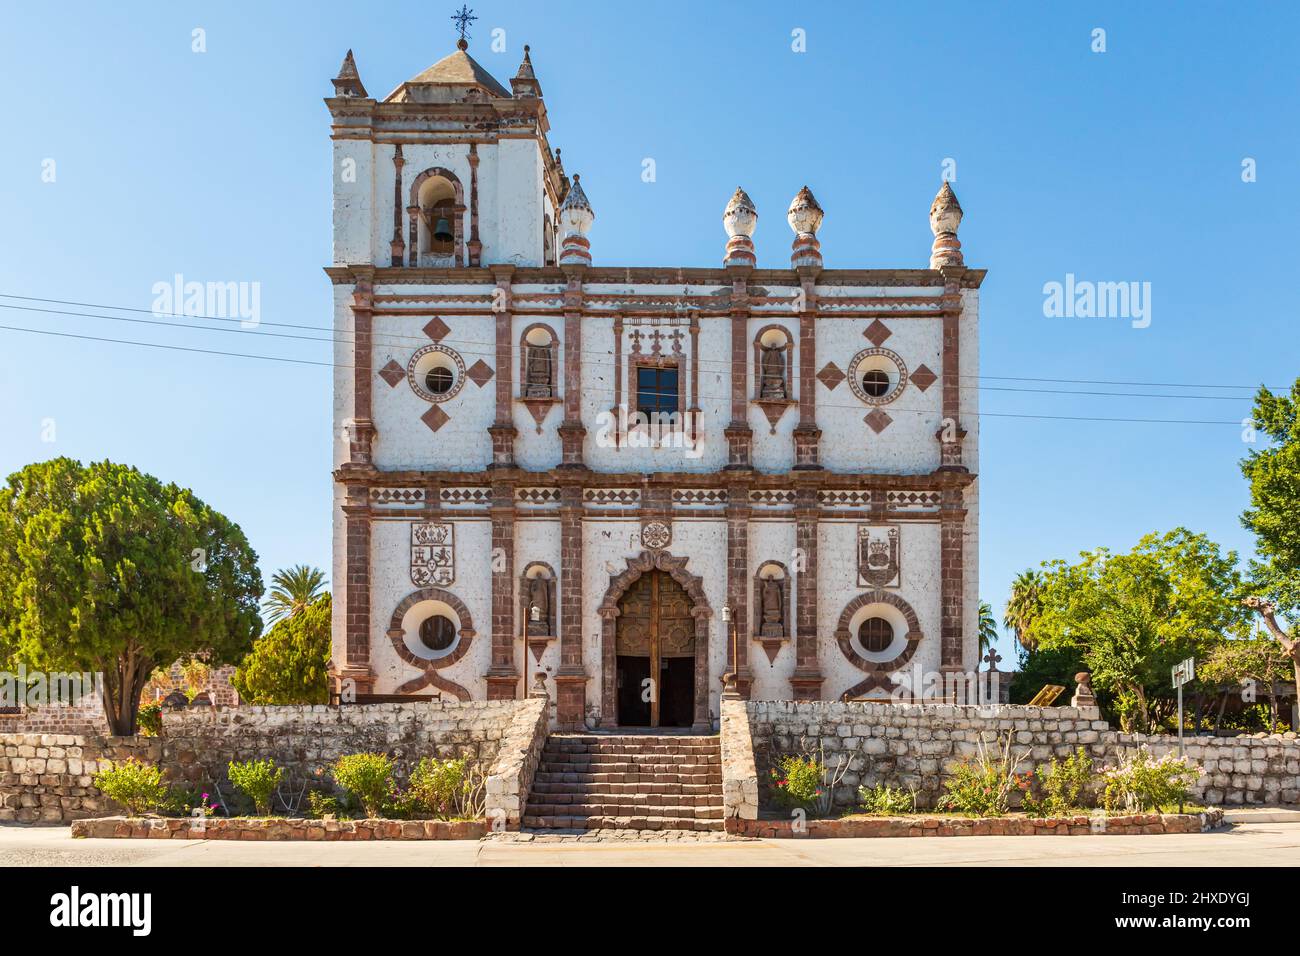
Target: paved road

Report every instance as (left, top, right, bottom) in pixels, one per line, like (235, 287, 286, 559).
(2, 822, 1298, 866)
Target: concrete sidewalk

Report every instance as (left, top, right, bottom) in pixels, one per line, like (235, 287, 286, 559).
(1, 822, 1298, 866)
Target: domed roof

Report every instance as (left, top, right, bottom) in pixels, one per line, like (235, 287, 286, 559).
(385, 43, 511, 103)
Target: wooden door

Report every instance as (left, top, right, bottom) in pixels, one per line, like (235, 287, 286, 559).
(615, 570, 695, 727)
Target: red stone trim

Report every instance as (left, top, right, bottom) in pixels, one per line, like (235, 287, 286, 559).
(72, 817, 488, 841)
(727, 810, 1224, 839)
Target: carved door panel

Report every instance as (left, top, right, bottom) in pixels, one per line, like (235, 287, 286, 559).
(616, 570, 695, 727)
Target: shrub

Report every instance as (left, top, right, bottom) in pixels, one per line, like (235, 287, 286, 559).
(769, 755, 824, 812)
(1103, 747, 1200, 813)
(938, 734, 1027, 817)
(164, 786, 218, 818)
(407, 756, 485, 820)
(306, 791, 344, 819)
(136, 701, 163, 738)
(93, 759, 170, 816)
(332, 753, 394, 818)
(227, 758, 284, 816)
(857, 783, 915, 816)
(1023, 747, 1096, 816)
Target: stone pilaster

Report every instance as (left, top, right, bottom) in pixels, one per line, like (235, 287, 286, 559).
(725, 269, 753, 468)
(790, 485, 823, 698)
(558, 269, 586, 467)
(489, 266, 517, 468)
(725, 481, 752, 698)
(339, 482, 373, 698)
(793, 270, 822, 469)
(347, 273, 376, 464)
(486, 480, 519, 700)
(938, 271, 967, 471)
(390, 146, 405, 266)
(939, 487, 967, 672)
(554, 484, 588, 727)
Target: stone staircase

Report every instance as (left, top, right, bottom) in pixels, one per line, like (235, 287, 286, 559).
(522, 733, 724, 833)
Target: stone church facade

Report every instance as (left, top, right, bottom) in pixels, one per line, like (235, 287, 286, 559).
(326, 39, 983, 731)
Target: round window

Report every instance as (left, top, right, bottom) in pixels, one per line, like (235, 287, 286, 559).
(425, 366, 454, 395)
(858, 617, 893, 653)
(861, 369, 890, 398)
(418, 614, 456, 653)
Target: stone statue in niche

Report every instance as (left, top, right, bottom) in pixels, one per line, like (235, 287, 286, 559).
(523, 344, 554, 398)
(759, 576, 785, 637)
(759, 343, 787, 400)
(526, 574, 553, 635)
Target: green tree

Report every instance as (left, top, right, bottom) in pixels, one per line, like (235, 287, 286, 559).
(977, 601, 998, 657)
(1003, 569, 1043, 650)
(232, 594, 332, 704)
(0, 458, 262, 734)
(1025, 529, 1249, 732)
(1239, 379, 1300, 696)
(1198, 631, 1293, 732)
(263, 564, 327, 625)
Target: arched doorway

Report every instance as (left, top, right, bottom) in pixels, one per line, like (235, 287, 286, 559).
(615, 570, 696, 727)
(597, 550, 712, 730)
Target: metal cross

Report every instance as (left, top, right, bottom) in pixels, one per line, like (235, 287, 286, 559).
(982, 649, 1002, 671)
(451, 5, 477, 42)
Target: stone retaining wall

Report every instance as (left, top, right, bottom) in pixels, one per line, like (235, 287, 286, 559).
(0, 734, 160, 823)
(737, 701, 1300, 812)
(484, 697, 549, 829)
(71, 815, 486, 841)
(161, 700, 521, 793)
(729, 809, 1224, 838)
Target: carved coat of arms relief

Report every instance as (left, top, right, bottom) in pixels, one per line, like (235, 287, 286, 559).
(411, 522, 455, 586)
(857, 524, 901, 588)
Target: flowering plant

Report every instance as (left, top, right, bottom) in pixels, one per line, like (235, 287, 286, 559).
(1102, 747, 1200, 813)
(769, 755, 824, 811)
(937, 733, 1028, 817)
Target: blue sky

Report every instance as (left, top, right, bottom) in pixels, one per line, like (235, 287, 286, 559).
(1, 2, 1295, 663)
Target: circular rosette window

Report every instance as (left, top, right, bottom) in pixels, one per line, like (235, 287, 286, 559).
(834, 591, 924, 673)
(847, 348, 908, 406)
(386, 588, 475, 670)
(407, 344, 467, 403)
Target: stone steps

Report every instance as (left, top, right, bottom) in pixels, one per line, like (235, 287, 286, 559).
(523, 733, 724, 835)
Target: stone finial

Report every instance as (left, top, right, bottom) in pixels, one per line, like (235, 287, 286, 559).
(511, 44, 542, 97)
(722, 187, 758, 267)
(529, 671, 550, 699)
(558, 174, 594, 266)
(1070, 671, 1097, 709)
(332, 49, 368, 98)
(787, 185, 824, 268)
(929, 181, 964, 269)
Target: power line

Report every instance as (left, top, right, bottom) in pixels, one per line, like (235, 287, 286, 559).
(0, 292, 1285, 394)
(0, 322, 1246, 427)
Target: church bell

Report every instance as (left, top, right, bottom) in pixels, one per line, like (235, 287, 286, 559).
(433, 217, 454, 243)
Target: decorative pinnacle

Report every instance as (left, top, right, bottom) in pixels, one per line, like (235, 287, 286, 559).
(722, 187, 758, 239)
(559, 174, 592, 216)
(516, 44, 536, 79)
(928, 181, 964, 269)
(929, 181, 963, 236)
(787, 185, 824, 236)
(332, 49, 368, 98)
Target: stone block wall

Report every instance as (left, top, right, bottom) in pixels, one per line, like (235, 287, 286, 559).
(484, 697, 549, 829)
(161, 700, 522, 793)
(0, 734, 160, 823)
(741, 701, 1300, 811)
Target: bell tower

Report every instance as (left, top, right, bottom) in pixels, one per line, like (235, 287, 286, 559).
(325, 23, 568, 270)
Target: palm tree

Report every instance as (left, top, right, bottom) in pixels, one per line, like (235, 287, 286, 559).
(263, 565, 328, 625)
(978, 601, 999, 657)
(1003, 569, 1043, 650)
